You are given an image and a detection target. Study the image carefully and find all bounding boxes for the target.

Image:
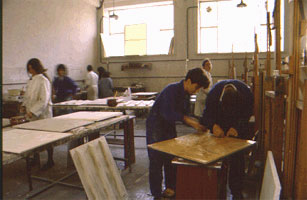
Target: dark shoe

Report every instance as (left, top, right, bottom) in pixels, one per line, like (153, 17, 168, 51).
(162, 188, 175, 198)
(41, 160, 55, 170)
(232, 192, 244, 200)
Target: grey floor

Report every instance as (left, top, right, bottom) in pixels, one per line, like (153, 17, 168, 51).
(3, 118, 262, 200)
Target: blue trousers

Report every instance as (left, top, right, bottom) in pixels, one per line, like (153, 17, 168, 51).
(146, 116, 177, 198)
(147, 149, 176, 198)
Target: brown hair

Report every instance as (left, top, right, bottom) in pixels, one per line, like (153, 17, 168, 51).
(27, 58, 50, 82)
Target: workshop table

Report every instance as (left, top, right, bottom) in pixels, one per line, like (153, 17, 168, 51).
(148, 132, 256, 199)
(52, 97, 154, 117)
(131, 92, 158, 100)
(2, 114, 135, 197)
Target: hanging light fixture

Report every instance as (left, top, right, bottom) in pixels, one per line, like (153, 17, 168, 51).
(237, 0, 247, 8)
(109, 0, 118, 20)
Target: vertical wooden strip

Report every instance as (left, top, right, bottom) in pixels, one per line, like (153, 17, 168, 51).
(264, 96, 272, 155)
(294, 80, 307, 199)
(274, 0, 281, 71)
(124, 118, 135, 167)
(283, 0, 300, 197)
(270, 95, 285, 176)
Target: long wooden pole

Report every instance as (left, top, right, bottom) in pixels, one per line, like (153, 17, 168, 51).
(254, 34, 260, 133)
(266, 10, 272, 76)
(294, 80, 307, 199)
(274, 0, 281, 71)
(282, 0, 300, 198)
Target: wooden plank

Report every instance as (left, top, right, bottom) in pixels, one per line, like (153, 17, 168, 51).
(270, 95, 285, 176)
(54, 111, 123, 121)
(13, 118, 93, 132)
(70, 137, 128, 200)
(148, 132, 255, 166)
(283, 0, 301, 197)
(260, 151, 281, 200)
(294, 80, 307, 199)
(274, 0, 281, 71)
(3, 129, 72, 154)
(264, 96, 272, 155)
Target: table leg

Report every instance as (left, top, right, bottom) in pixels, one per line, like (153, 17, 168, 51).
(123, 118, 135, 170)
(26, 157, 33, 191)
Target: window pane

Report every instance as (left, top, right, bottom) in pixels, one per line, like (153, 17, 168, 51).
(200, 28, 217, 53)
(101, 34, 124, 57)
(198, 0, 284, 53)
(102, 1, 174, 57)
(147, 30, 174, 55)
(125, 24, 146, 40)
(199, 2, 218, 27)
(125, 40, 146, 56)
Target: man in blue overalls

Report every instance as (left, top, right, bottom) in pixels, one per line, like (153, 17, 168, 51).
(146, 68, 210, 199)
(200, 79, 254, 200)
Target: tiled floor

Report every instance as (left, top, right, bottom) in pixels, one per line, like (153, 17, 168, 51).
(3, 118, 263, 199)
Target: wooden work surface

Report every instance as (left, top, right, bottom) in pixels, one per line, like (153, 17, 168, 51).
(3, 129, 72, 154)
(148, 132, 256, 165)
(13, 118, 93, 132)
(3, 115, 130, 165)
(54, 111, 123, 121)
(52, 102, 153, 114)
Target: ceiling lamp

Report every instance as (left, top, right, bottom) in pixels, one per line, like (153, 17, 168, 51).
(110, 0, 118, 20)
(237, 0, 247, 8)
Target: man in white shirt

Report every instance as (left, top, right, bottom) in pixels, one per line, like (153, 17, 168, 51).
(85, 65, 99, 100)
(194, 58, 213, 118)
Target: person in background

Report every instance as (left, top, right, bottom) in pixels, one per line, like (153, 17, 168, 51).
(98, 68, 114, 98)
(52, 64, 78, 103)
(84, 65, 98, 100)
(20, 58, 54, 170)
(146, 68, 210, 199)
(200, 79, 254, 200)
(194, 58, 213, 119)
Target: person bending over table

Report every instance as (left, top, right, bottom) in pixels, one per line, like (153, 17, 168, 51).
(146, 68, 209, 199)
(200, 79, 254, 200)
(20, 58, 55, 170)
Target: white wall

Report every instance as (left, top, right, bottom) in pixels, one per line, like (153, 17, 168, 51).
(3, 0, 99, 92)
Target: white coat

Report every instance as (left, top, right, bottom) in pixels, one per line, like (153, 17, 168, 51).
(194, 69, 213, 117)
(85, 71, 99, 100)
(22, 74, 53, 120)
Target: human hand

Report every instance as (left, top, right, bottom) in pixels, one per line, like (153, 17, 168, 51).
(183, 116, 207, 132)
(213, 124, 224, 137)
(25, 112, 33, 119)
(226, 127, 238, 137)
(194, 123, 208, 132)
(20, 106, 26, 114)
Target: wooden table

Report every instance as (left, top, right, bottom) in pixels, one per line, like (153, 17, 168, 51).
(148, 132, 256, 199)
(52, 97, 154, 117)
(132, 92, 158, 100)
(2, 114, 135, 194)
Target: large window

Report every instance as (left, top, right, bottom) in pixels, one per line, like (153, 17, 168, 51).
(101, 1, 174, 57)
(198, 0, 284, 53)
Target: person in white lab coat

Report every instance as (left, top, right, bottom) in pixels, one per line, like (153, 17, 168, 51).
(20, 58, 54, 169)
(194, 58, 213, 118)
(85, 65, 98, 100)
